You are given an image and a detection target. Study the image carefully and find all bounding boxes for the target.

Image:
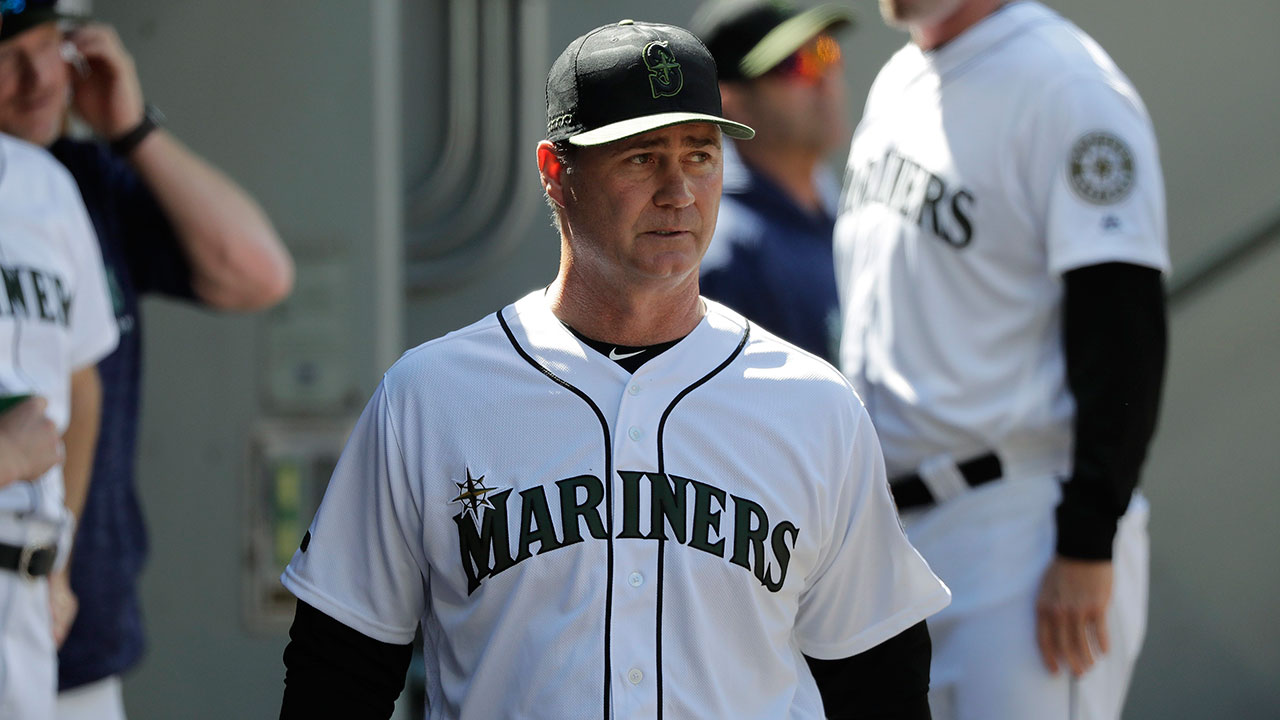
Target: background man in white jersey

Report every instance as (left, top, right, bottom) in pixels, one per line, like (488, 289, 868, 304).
(0, 4, 293, 716)
(834, 1, 1169, 718)
(0, 11, 119, 711)
(278, 19, 949, 720)
(0, 128, 118, 719)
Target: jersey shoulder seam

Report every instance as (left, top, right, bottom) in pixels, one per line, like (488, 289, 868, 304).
(378, 382, 423, 525)
(743, 324, 855, 389)
(390, 311, 504, 370)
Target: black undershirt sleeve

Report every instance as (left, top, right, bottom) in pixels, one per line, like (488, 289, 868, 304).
(280, 600, 414, 720)
(805, 620, 933, 719)
(1057, 262, 1168, 559)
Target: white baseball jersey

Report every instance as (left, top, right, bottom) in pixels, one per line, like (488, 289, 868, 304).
(0, 133, 118, 720)
(834, 0, 1170, 478)
(834, 4, 1167, 719)
(283, 290, 949, 719)
(0, 133, 119, 523)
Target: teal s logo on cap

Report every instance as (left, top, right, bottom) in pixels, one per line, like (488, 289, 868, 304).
(643, 41, 683, 99)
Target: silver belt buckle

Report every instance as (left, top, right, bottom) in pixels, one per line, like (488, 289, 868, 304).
(17, 545, 36, 580)
(917, 454, 970, 504)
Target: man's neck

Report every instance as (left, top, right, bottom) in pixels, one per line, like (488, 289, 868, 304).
(734, 141, 825, 214)
(547, 269, 705, 347)
(912, 0, 1008, 51)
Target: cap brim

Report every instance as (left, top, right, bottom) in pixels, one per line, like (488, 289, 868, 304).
(739, 5, 855, 79)
(568, 111, 755, 147)
(0, 8, 84, 42)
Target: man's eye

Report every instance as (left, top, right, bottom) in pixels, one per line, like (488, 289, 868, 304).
(628, 154, 651, 165)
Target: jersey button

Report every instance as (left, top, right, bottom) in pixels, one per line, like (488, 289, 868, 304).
(627, 668, 644, 685)
(628, 572, 643, 587)
(628, 384, 641, 396)
(628, 426, 642, 441)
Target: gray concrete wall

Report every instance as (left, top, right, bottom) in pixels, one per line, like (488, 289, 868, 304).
(75, 1, 1279, 717)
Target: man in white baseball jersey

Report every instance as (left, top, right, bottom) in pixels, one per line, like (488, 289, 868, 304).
(834, 1, 1169, 719)
(0, 5, 293, 716)
(0, 82, 119, 720)
(280, 19, 950, 720)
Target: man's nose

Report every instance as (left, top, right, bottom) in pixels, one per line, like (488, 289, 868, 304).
(653, 161, 696, 208)
(20, 47, 62, 90)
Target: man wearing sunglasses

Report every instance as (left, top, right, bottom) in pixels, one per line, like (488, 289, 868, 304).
(693, 1, 854, 363)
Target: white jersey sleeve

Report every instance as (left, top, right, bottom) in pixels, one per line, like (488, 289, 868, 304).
(794, 401, 950, 659)
(282, 378, 429, 645)
(1026, 73, 1170, 276)
(0, 136, 116, 521)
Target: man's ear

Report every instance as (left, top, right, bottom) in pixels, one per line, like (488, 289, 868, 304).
(537, 140, 568, 208)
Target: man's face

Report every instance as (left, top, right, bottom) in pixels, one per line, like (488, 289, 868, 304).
(0, 21, 70, 146)
(559, 122, 724, 291)
(879, 0, 969, 28)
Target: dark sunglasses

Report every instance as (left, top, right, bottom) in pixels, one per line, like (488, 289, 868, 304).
(767, 34, 842, 84)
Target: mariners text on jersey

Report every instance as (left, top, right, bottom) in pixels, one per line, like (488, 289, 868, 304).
(454, 469, 799, 595)
(282, 291, 952, 718)
(840, 146, 976, 248)
(0, 262, 74, 326)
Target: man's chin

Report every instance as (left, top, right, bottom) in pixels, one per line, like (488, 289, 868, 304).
(7, 104, 66, 146)
(880, 0, 957, 27)
(35, 120, 65, 148)
(0, 121, 62, 148)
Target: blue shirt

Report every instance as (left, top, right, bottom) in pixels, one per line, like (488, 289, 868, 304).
(51, 138, 194, 690)
(700, 141, 841, 362)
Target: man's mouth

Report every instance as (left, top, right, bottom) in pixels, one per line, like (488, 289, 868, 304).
(16, 89, 62, 114)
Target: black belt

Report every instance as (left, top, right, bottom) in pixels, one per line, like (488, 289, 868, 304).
(890, 453, 1003, 510)
(0, 541, 57, 579)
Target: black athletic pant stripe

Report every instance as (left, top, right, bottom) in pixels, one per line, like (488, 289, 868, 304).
(498, 310, 616, 720)
(652, 324, 750, 719)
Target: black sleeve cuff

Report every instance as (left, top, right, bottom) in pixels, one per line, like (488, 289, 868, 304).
(280, 600, 413, 720)
(1055, 478, 1121, 559)
(806, 620, 933, 719)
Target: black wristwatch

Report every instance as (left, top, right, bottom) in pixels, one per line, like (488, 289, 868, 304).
(109, 104, 165, 157)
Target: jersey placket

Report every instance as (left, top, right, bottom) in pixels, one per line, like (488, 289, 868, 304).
(607, 369, 662, 719)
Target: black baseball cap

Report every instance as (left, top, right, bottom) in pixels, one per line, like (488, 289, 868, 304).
(546, 19, 755, 147)
(0, 0, 81, 42)
(692, 1, 854, 81)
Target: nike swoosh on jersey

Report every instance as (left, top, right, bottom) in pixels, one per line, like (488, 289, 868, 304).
(609, 348, 646, 361)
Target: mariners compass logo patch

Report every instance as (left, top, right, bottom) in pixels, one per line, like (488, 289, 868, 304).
(451, 468, 501, 523)
(643, 41, 683, 99)
(1068, 131, 1135, 204)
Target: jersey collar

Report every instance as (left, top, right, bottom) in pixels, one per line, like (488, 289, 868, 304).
(913, 0, 1057, 78)
(501, 290, 750, 410)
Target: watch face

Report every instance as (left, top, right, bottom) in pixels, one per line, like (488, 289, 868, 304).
(1068, 131, 1135, 205)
